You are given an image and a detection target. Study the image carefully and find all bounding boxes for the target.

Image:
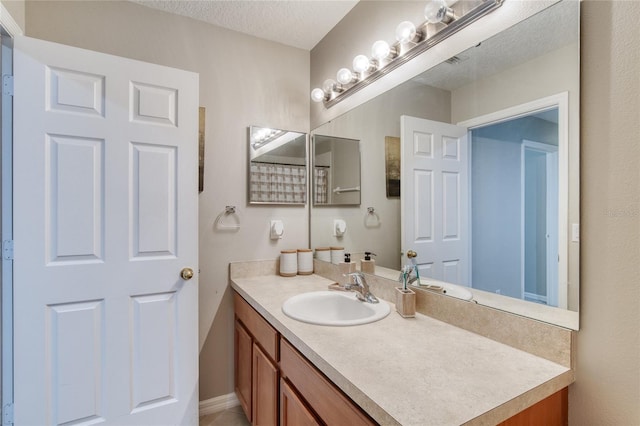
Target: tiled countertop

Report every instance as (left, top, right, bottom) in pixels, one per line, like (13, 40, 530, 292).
(230, 272, 573, 425)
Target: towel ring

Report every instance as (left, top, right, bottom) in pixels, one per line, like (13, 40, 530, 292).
(364, 207, 382, 228)
(214, 205, 241, 231)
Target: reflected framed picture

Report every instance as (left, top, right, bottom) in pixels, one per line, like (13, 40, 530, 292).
(385, 136, 400, 198)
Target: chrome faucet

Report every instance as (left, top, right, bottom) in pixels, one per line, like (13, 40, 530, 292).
(345, 272, 379, 304)
(399, 250, 421, 288)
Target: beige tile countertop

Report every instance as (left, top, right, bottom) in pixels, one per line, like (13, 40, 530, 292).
(230, 272, 573, 426)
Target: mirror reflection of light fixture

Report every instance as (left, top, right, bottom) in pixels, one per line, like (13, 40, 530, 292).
(311, 0, 503, 108)
(251, 128, 287, 149)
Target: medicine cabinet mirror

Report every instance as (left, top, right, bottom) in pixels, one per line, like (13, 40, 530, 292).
(248, 126, 307, 205)
(310, 0, 580, 329)
(312, 134, 361, 206)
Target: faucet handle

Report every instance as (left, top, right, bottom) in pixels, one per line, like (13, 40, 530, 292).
(347, 271, 364, 285)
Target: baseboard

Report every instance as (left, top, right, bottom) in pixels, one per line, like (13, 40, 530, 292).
(199, 392, 241, 417)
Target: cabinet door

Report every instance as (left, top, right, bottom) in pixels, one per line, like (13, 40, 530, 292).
(280, 339, 375, 426)
(280, 379, 320, 426)
(235, 320, 253, 421)
(252, 343, 279, 426)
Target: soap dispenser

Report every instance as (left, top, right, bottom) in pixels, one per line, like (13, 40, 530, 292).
(361, 252, 376, 274)
(340, 252, 356, 275)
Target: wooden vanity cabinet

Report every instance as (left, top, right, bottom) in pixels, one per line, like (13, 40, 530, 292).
(500, 387, 568, 426)
(234, 291, 566, 425)
(280, 378, 320, 426)
(279, 339, 376, 426)
(234, 320, 253, 417)
(234, 294, 279, 425)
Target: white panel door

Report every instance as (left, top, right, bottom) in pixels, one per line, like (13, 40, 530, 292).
(401, 116, 469, 285)
(13, 36, 199, 425)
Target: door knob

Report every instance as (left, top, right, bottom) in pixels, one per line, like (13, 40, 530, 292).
(180, 267, 195, 280)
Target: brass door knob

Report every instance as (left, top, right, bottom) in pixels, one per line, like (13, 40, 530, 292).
(407, 250, 417, 259)
(180, 267, 195, 280)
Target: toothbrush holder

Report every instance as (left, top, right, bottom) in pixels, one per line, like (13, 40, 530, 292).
(395, 287, 416, 318)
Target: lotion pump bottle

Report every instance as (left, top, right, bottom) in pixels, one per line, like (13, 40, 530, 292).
(340, 252, 356, 275)
(361, 252, 376, 274)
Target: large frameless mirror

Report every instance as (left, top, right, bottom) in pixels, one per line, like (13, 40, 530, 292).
(248, 126, 307, 205)
(310, 0, 580, 329)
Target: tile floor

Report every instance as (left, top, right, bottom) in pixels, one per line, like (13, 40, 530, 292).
(199, 405, 250, 426)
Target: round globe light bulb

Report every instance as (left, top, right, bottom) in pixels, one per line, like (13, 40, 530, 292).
(395, 21, 417, 43)
(425, 0, 448, 23)
(371, 40, 391, 61)
(352, 55, 371, 73)
(322, 79, 337, 93)
(336, 68, 354, 85)
(311, 88, 325, 102)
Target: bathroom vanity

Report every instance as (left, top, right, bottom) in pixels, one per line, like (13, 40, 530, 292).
(230, 260, 574, 425)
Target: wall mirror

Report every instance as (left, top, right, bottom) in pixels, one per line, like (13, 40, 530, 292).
(248, 126, 307, 205)
(312, 134, 361, 206)
(310, 0, 580, 329)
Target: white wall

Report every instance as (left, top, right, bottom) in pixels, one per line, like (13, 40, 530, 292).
(24, 0, 309, 400)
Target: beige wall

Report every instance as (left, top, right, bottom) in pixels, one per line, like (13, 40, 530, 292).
(24, 0, 309, 400)
(570, 1, 640, 423)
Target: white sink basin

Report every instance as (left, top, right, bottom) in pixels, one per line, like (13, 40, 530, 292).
(282, 291, 390, 326)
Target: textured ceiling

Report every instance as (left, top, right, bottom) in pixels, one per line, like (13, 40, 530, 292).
(129, 0, 358, 50)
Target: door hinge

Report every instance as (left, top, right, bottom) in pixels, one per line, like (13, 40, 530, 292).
(2, 403, 14, 425)
(3, 240, 13, 260)
(2, 75, 13, 96)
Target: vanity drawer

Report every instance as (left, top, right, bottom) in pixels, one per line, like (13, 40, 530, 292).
(280, 339, 376, 426)
(234, 293, 279, 361)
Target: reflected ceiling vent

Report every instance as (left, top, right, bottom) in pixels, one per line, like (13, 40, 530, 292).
(445, 54, 469, 65)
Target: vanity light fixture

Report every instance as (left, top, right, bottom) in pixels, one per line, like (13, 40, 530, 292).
(337, 68, 358, 85)
(311, 0, 503, 108)
(395, 21, 422, 44)
(352, 54, 375, 74)
(424, 0, 456, 24)
(371, 40, 397, 62)
(252, 128, 286, 149)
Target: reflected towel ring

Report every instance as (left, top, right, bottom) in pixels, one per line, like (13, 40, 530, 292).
(214, 205, 241, 231)
(364, 207, 382, 228)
